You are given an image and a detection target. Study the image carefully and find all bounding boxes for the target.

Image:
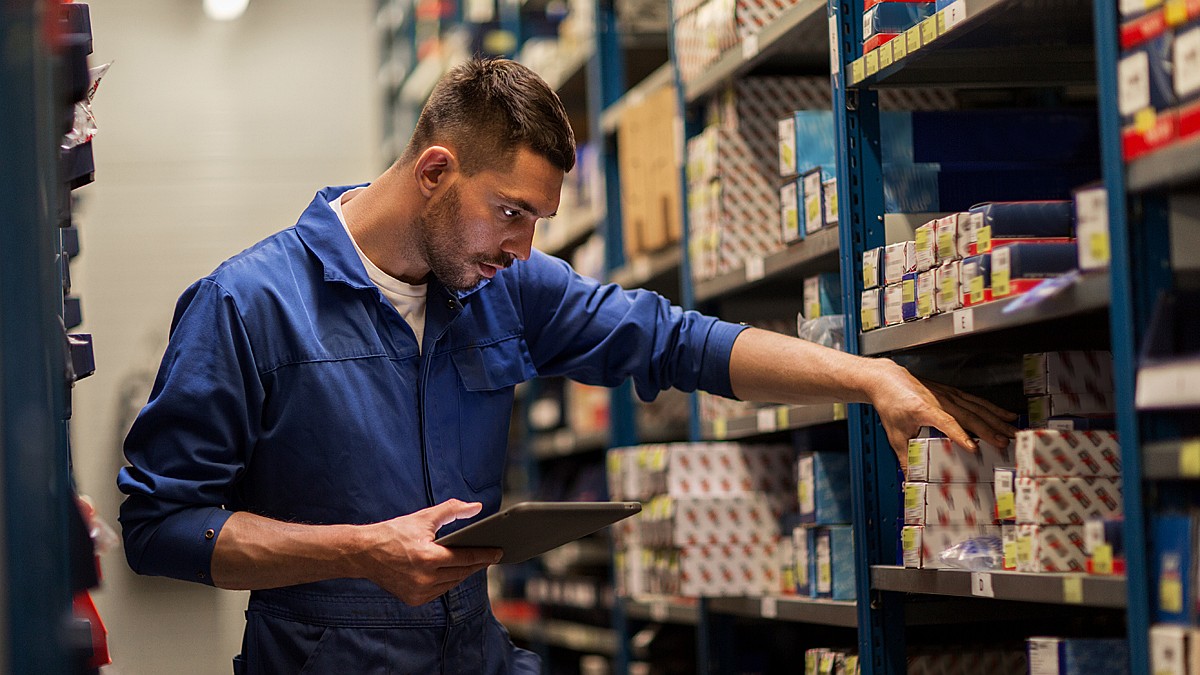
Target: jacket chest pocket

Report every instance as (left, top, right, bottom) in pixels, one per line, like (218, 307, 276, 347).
(450, 336, 537, 491)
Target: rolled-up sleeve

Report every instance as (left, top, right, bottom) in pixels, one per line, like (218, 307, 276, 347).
(118, 278, 263, 585)
(519, 251, 748, 401)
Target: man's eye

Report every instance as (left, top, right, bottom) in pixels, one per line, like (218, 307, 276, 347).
(502, 208, 520, 218)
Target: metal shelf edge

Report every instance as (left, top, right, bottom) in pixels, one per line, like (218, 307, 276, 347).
(609, 247, 683, 289)
(693, 226, 841, 303)
(1143, 438, 1200, 480)
(623, 597, 702, 624)
(702, 403, 846, 441)
(601, 62, 676, 136)
(870, 566, 1126, 608)
(706, 596, 859, 627)
(1126, 134, 1200, 194)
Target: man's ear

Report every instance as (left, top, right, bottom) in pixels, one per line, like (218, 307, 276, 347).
(414, 146, 458, 198)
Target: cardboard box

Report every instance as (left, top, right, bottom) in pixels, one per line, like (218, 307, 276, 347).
(936, 260, 962, 311)
(823, 179, 839, 226)
(798, 451, 853, 525)
(991, 242, 1080, 299)
(902, 524, 1002, 569)
(803, 168, 827, 234)
(958, 211, 983, 259)
(961, 253, 992, 306)
(816, 526, 856, 601)
(1029, 393, 1115, 427)
(915, 220, 938, 272)
(901, 272, 919, 321)
(1028, 637, 1130, 675)
(863, 247, 883, 289)
(1073, 184, 1110, 271)
(861, 288, 883, 331)
(1016, 524, 1089, 572)
(884, 240, 917, 284)
(780, 180, 803, 244)
(935, 214, 961, 264)
(667, 443, 796, 500)
(907, 436, 1014, 483)
(803, 273, 842, 320)
(1023, 351, 1115, 396)
(904, 482, 998, 526)
(617, 83, 683, 259)
(1015, 429, 1122, 477)
(884, 283, 905, 326)
(679, 540, 780, 597)
(916, 269, 937, 318)
(668, 495, 788, 547)
(1015, 476, 1123, 525)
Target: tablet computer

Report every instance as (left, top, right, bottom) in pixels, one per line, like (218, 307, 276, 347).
(435, 501, 642, 564)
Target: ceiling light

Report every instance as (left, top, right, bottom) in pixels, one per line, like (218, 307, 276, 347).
(203, 0, 249, 21)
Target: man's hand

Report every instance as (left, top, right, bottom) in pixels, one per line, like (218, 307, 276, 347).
(353, 499, 502, 606)
(868, 359, 1018, 467)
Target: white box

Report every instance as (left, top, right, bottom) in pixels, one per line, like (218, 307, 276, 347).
(778, 116, 797, 176)
(935, 214, 961, 264)
(906, 437, 1014, 483)
(884, 283, 905, 326)
(1028, 393, 1115, 427)
(957, 211, 983, 259)
(666, 443, 796, 499)
(1016, 524, 1088, 572)
(780, 181, 801, 244)
(803, 169, 825, 234)
(1150, 624, 1189, 675)
(861, 288, 882, 331)
(679, 540, 779, 597)
(1015, 429, 1122, 477)
(936, 260, 963, 312)
(915, 220, 938, 272)
(884, 241, 916, 284)
(916, 270, 937, 318)
(1023, 351, 1115, 396)
(1015, 476, 1122, 525)
(670, 495, 786, 546)
(904, 482, 998, 526)
(1073, 185, 1110, 271)
(823, 179, 839, 226)
(995, 467, 1017, 522)
(863, 247, 883, 289)
(902, 524, 1002, 569)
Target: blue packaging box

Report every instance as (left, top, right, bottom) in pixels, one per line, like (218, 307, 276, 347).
(883, 164, 1099, 213)
(863, 2, 934, 38)
(803, 273, 843, 320)
(798, 451, 853, 525)
(880, 110, 1100, 166)
(793, 526, 818, 597)
(791, 111, 838, 177)
(901, 271, 919, 321)
(1153, 513, 1197, 624)
(1027, 637, 1129, 675)
(969, 201, 1075, 238)
(816, 526, 856, 601)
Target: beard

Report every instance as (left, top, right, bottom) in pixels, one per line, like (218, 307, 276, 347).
(417, 184, 514, 292)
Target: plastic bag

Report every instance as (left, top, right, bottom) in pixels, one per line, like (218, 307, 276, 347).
(797, 314, 846, 352)
(937, 535, 1004, 571)
(63, 62, 111, 150)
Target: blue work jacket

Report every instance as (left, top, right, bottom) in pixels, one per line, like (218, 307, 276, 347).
(118, 185, 746, 673)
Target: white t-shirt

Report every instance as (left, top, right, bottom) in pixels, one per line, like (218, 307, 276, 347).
(329, 188, 428, 351)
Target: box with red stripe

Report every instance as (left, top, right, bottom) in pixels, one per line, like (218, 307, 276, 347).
(904, 482, 998, 525)
(1016, 524, 1089, 572)
(1015, 476, 1123, 525)
(1023, 351, 1115, 396)
(1015, 429, 1122, 477)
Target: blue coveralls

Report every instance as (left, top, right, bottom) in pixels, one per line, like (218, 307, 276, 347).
(118, 185, 747, 674)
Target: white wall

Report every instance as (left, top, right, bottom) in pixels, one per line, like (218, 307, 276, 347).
(73, 1, 379, 673)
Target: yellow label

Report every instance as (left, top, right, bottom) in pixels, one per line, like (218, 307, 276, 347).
(940, 276, 956, 306)
(776, 405, 790, 429)
(807, 196, 822, 224)
(864, 264, 875, 288)
(903, 278, 916, 304)
(1146, 0, 1164, 7)
(1092, 544, 1114, 575)
(938, 230, 953, 259)
(893, 36, 908, 60)
(1166, 0, 1189, 24)
(865, 50, 880, 77)
(907, 440, 924, 470)
(1017, 536, 1033, 564)
(785, 209, 799, 234)
(713, 418, 728, 440)
(1003, 541, 1017, 569)
(798, 483, 810, 509)
(920, 16, 939, 44)
(906, 25, 922, 53)
(862, 305, 875, 329)
(833, 402, 846, 421)
(851, 59, 866, 85)
(976, 225, 992, 253)
(1135, 107, 1158, 134)
(997, 492, 1016, 520)
(828, 191, 838, 216)
(1179, 440, 1200, 477)
(916, 226, 930, 251)
(969, 274, 985, 303)
(818, 561, 832, 587)
(1063, 576, 1084, 604)
(1089, 231, 1110, 265)
(937, 10, 947, 33)
(918, 291, 932, 318)
(992, 267, 1011, 297)
(879, 42, 894, 69)
(1162, 578, 1184, 613)
(904, 485, 922, 510)
(901, 527, 919, 550)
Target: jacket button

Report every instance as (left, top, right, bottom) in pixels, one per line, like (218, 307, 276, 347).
(197, 571, 207, 580)
(446, 298, 457, 310)
(204, 529, 215, 540)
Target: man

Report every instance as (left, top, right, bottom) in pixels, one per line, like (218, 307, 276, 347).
(119, 58, 1015, 673)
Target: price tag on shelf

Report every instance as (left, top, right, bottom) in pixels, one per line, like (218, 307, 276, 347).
(952, 308, 975, 334)
(1063, 576, 1084, 604)
(761, 596, 778, 619)
(892, 34, 908, 60)
(865, 50, 880, 77)
(970, 572, 995, 598)
(1180, 440, 1200, 477)
(833, 403, 846, 421)
(920, 16, 939, 45)
(713, 418, 728, 440)
(776, 406, 790, 430)
(650, 601, 669, 622)
(757, 408, 778, 433)
(879, 42, 894, 69)
(943, 0, 968, 30)
(742, 33, 761, 60)
(746, 256, 766, 282)
(851, 58, 866, 84)
(906, 25, 922, 53)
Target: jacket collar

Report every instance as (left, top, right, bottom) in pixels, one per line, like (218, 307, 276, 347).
(294, 184, 491, 301)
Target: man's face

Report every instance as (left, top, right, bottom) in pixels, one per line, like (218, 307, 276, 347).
(419, 146, 563, 292)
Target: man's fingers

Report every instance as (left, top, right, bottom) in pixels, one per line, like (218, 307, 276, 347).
(946, 395, 1019, 441)
(438, 546, 503, 568)
(926, 408, 975, 451)
(420, 499, 484, 529)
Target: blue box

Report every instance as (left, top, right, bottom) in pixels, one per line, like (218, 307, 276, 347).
(798, 452, 852, 525)
(1027, 637, 1129, 675)
(969, 201, 1075, 239)
(901, 271, 919, 321)
(863, 2, 934, 38)
(1153, 513, 1197, 624)
(880, 110, 1100, 166)
(790, 111, 838, 177)
(816, 526, 856, 601)
(803, 273, 843, 320)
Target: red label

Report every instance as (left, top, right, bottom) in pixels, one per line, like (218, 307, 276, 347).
(1120, 9, 1168, 49)
(1123, 111, 1180, 160)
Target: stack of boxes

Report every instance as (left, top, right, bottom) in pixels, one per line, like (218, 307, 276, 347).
(616, 84, 683, 261)
(1027, 637, 1130, 674)
(1117, 0, 1200, 160)
(777, 110, 838, 247)
(790, 451, 856, 601)
(689, 77, 832, 282)
(862, 0, 935, 55)
(672, 0, 802, 84)
(607, 443, 796, 597)
(901, 430, 1012, 569)
(803, 648, 859, 674)
(804, 646, 1026, 673)
(1023, 350, 1116, 429)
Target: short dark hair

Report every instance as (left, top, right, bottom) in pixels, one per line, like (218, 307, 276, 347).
(400, 58, 576, 174)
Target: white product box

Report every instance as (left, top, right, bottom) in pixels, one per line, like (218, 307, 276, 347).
(915, 220, 938, 272)
(861, 288, 882, 331)
(1023, 351, 1115, 396)
(778, 534, 796, 594)
(957, 211, 984, 259)
(935, 214, 962, 264)
(904, 482, 998, 526)
(823, 179, 839, 226)
(936, 260, 963, 312)
(803, 169, 826, 234)
(1175, 25, 1200, 101)
(907, 437, 1014, 483)
(1015, 476, 1123, 525)
(916, 270, 937, 318)
(1002, 523, 1019, 569)
(670, 495, 786, 547)
(666, 443, 796, 499)
(902, 524, 1002, 569)
(884, 283, 905, 326)
(780, 181, 801, 244)
(1015, 429, 1122, 477)
(1028, 393, 1115, 427)
(778, 116, 797, 176)
(679, 540, 779, 597)
(884, 241, 917, 284)
(1073, 185, 1110, 271)
(1016, 524, 1089, 572)
(1150, 624, 1191, 675)
(863, 247, 883, 289)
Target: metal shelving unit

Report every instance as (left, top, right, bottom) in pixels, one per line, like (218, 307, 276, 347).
(1142, 438, 1200, 480)
(707, 597, 859, 627)
(693, 227, 841, 303)
(701, 403, 846, 441)
(1126, 135, 1200, 193)
(871, 567, 1127, 609)
(608, 246, 683, 297)
(624, 597, 702, 625)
